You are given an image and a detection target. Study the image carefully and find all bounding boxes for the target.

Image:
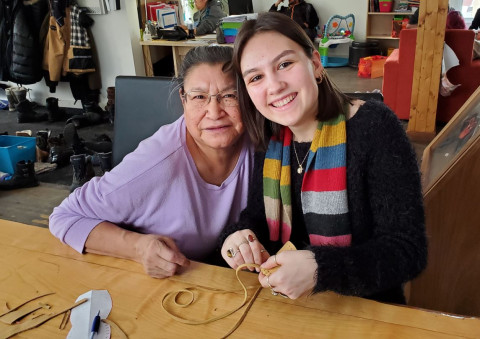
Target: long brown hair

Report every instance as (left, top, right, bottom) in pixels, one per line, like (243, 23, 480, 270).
(232, 12, 349, 150)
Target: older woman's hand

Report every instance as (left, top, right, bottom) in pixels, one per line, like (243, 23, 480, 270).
(222, 230, 269, 271)
(135, 234, 190, 278)
(259, 250, 317, 299)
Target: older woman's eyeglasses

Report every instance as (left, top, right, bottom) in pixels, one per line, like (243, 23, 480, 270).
(182, 90, 239, 108)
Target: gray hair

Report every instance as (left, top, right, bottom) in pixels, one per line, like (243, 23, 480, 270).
(176, 45, 234, 91)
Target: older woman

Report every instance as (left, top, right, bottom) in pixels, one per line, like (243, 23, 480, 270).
(220, 13, 427, 302)
(49, 46, 252, 279)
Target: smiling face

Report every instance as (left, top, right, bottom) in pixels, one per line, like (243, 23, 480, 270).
(181, 63, 244, 152)
(194, 0, 208, 10)
(240, 31, 323, 140)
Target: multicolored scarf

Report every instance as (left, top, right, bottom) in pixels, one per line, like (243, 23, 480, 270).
(263, 114, 351, 247)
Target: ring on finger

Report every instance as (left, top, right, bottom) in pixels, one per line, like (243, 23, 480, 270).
(226, 248, 238, 258)
(271, 289, 279, 296)
(278, 292, 289, 299)
(273, 254, 278, 265)
(266, 275, 273, 289)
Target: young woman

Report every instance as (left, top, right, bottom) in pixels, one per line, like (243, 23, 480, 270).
(50, 46, 252, 279)
(220, 13, 427, 303)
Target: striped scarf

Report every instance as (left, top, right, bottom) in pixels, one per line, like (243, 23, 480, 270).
(263, 115, 351, 247)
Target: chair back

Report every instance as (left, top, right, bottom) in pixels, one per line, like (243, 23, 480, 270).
(113, 76, 183, 166)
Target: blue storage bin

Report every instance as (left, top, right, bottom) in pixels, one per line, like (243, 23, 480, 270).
(0, 135, 36, 174)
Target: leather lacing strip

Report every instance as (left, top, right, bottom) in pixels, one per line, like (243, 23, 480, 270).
(162, 263, 263, 338)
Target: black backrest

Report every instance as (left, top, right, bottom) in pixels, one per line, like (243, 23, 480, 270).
(345, 92, 384, 102)
(113, 76, 183, 166)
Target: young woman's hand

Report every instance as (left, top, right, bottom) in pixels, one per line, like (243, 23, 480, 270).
(222, 230, 270, 271)
(259, 250, 317, 299)
(134, 234, 190, 278)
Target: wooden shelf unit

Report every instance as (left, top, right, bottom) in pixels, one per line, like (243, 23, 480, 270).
(366, 2, 414, 52)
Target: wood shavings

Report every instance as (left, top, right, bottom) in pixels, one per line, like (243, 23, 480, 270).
(0, 303, 51, 324)
(59, 309, 70, 330)
(0, 298, 87, 339)
(0, 292, 54, 318)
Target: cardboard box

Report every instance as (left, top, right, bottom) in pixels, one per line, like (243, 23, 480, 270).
(0, 135, 36, 174)
(358, 55, 387, 78)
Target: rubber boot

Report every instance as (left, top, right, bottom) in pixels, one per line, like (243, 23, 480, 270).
(36, 130, 50, 152)
(66, 94, 105, 128)
(70, 154, 95, 192)
(98, 152, 112, 173)
(36, 130, 50, 162)
(0, 160, 38, 190)
(46, 97, 66, 122)
(11, 87, 27, 103)
(48, 134, 73, 166)
(64, 123, 89, 155)
(16, 100, 48, 123)
(5, 88, 17, 111)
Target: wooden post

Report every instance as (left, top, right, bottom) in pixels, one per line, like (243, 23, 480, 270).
(407, 0, 448, 142)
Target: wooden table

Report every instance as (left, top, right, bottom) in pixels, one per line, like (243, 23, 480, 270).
(1, 219, 480, 338)
(140, 35, 232, 77)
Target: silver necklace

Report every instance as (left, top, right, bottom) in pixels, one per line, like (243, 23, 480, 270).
(292, 141, 309, 174)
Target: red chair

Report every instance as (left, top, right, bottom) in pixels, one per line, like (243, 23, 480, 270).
(382, 29, 480, 123)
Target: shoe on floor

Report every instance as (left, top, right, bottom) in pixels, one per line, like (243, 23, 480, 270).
(16, 100, 48, 123)
(70, 154, 95, 192)
(0, 160, 38, 190)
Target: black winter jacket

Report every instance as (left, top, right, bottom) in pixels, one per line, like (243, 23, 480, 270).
(270, 0, 319, 41)
(0, 0, 47, 84)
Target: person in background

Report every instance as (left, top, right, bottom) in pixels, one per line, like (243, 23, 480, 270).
(446, 10, 466, 29)
(49, 46, 252, 279)
(469, 8, 480, 29)
(220, 12, 427, 302)
(269, 0, 319, 41)
(191, 0, 226, 35)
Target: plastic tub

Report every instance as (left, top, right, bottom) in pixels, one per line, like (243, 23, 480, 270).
(0, 135, 36, 174)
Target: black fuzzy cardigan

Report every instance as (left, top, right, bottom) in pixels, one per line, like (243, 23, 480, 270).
(218, 100, 428, 304)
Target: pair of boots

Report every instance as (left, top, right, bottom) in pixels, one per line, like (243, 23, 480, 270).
(6, 87, 47, 123)
(70, 152, 112, 192)
(0, 160, 38, 190)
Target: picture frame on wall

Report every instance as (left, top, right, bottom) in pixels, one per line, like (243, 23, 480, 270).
(421, 86, 480, 193)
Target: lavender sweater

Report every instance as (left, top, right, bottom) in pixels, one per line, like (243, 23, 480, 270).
(49, 117, 252, 260)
